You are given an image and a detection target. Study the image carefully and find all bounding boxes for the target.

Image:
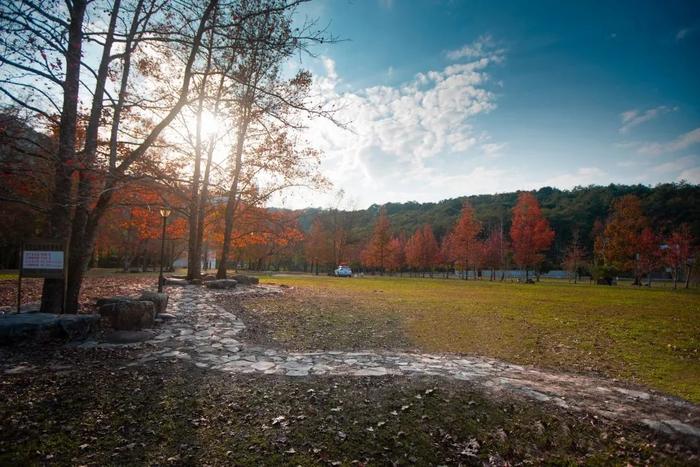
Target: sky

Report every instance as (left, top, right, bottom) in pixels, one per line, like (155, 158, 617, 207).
(275, 0, 700, 209)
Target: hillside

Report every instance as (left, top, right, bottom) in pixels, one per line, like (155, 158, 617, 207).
(293, 183, 700, 264)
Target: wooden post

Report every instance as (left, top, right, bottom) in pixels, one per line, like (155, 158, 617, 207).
(16, 243, 23, 313)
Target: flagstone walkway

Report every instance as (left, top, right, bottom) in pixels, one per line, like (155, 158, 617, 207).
(21, 285, 700, 439)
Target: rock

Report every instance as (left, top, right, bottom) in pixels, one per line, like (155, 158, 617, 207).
(139, 291, 169, 315)
(99, 300, 155, 330)
(0, 313, 100, 345)
(0, 302, 41, 315)
(95, 296, 132, 307)
(58, 314, 101, 340)
(201, 274, 217, 282)
(230, 274, 259, 285)
(204, 279, 238, 289)
(163, 277, 188, 286)
(158, 313, 177, 320)
(190, 278, 202, 285)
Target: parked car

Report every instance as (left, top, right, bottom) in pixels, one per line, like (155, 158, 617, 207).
(334, 265, 352, 277)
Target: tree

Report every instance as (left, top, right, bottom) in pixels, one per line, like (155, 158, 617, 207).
(305, 218, 330, 275)
(361, 208, 391, 273)
(385, 235, 406, 274)
(510, 192, 555, 281)
(637, 227, 661, 286)
(440, 232, 458, 278)
(0, 0, 224, 312)
(482, 228, 502, 281)
(601, 194, 648, 284)
(562, 230, 586, 283)
(449, 202, 481, 279)
(215, 0, 333, 279)
(664, 224, 694, 289)
(405, 225, 440, 277)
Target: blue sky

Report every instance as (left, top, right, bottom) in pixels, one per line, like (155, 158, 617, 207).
(281, 0, 700, 209)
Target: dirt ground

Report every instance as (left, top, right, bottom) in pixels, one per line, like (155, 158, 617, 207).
(1, 278, 699, 464)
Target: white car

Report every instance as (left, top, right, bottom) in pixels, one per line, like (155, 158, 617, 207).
(334, 265, 352, 277)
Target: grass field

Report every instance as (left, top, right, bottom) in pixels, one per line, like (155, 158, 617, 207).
(253, 275, 700, 403)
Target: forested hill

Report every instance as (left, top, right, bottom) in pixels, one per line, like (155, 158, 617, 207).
(292, 183, 700, 261)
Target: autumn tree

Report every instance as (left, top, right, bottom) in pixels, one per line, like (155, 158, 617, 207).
(361, 208, 391, 273)
(440, 232, 458, 278)
(562, 230, 586, 283)
(635, 227, 661, 286)
(664, 224, 694, 289)
(449, 202, 481, 279)
(510, 192, 555, 282)
(215, 0, 333, 279)
(405, 225, 440, 277)
(599, 194, 648, 284)
(305, 218, 330, 275)
(482, 228, 503, 281)
(385, 235, 406, 275)
(0, 0, 226, 312)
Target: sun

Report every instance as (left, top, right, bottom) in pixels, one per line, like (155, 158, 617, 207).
(199, 109, 221, 138)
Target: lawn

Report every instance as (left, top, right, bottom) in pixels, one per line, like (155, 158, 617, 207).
(250, 275, 700, 403)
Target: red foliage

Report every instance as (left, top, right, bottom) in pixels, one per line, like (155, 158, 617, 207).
(637, 227, 661, 283)
(664, 224, 694, 287)
(361, 208, 392, 270)
(405, 225, 441, 273)
(510, 193, 555, 272)
(448, 202, 481, 273)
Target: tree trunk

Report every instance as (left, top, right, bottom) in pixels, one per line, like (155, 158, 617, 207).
(685, 264, 693, 289)
(40, 0, 88, 314)
(216, 110, 251, 279)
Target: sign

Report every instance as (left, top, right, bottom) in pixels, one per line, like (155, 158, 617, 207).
(20, 241, 66, 279)
(23, 251, 64, 270)
(16, 240, 67, 313)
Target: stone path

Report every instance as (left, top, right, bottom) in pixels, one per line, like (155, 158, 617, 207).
(13, 285, 700, 439)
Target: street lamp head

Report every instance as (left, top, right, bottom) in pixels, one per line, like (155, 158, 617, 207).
(159, 207, 171, 218)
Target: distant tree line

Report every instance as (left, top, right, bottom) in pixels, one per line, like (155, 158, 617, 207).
(298, 184, 699, 288)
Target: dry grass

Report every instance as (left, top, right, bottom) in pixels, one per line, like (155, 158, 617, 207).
(258, 275, 700, 402)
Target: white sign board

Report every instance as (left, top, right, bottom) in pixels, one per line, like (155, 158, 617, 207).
(23, 251, 64, 270)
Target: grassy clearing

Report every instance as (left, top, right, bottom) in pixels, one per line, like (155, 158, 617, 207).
(256, 275, 700, 402)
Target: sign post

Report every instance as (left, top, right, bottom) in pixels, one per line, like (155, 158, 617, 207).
(17, 241, 67, 313)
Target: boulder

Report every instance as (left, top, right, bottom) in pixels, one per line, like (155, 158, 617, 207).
(96, 296, 132, 308)
(0, 302, 41, 315)
(204, 279, 238, 289)
(230, 274, 259, 285)
(0, 313, 100, 345)
(99, 300, 155, 330)
(163, 277, 188, 286)
(57, 314, 101, 340)
(139, 291, 169, 315)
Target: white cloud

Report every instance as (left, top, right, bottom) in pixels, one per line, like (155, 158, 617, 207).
(619, 105, 676, 134)
(650, 155, 697, 173)
(678, 167, 700, 183)
(294, 49, 509, 207)
(445, 34, 505, 62)
(637, 127, 700, 156)
(676, 27, 693, 40)
(308, 50, 502, 167)
(539, 167, 607, 189)
(480, 142, 508, 159)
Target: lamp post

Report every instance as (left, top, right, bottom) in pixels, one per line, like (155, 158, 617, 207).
(158, 206, 171, 293)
